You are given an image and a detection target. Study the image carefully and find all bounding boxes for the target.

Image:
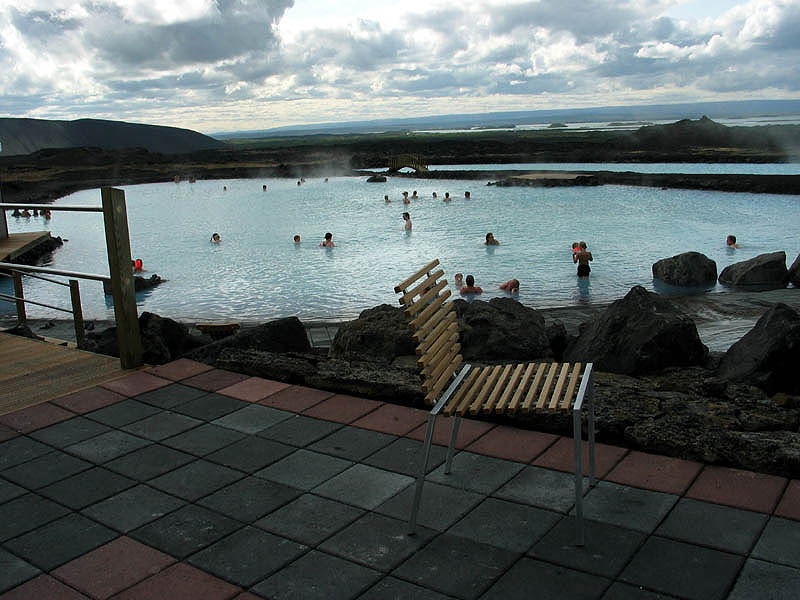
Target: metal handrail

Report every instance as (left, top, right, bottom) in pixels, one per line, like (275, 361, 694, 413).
(0, 262, 109, 282)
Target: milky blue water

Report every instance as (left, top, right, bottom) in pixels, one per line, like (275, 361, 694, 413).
(3, 168, 799, 325)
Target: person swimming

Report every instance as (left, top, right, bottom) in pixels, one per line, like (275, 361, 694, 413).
(573, 241, 593, 278)
(454, 273, 464, 289)
(293, 234, 301, 243)
(320, 232, 335, 247)
(384, 195, 391, 203)
(499, 279, 520, 293)
(460, 274, 483, 295)
(726, 234, 740, 248)
(432, 192, 438, 198)
(402, 212, 412, 231)
(211, 233, 221, 243)
(402, 191, 410, 205)
(443, 192, 451, 202)
(485, 232, 500, 245)
(464, 191, 471, 199)
(411, 190, 418, 199)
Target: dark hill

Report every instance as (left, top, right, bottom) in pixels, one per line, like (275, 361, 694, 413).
(0, 117, 226, 156)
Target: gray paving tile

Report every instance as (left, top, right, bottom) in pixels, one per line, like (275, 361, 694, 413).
(211, 404, 293, 434)
(314, 464, 413, 510)
(198, 477, 301, 522)
(1, 451, 91, 489)
(620, 536, 743, 600)
(82, 484, 186, 533)
(255, 449, 352, 490)
(135, 383, 209, 408)
(255, 493, 365, 545)
(205, 435, 295, 473)
(376, 480, 483, 532)
(393, 533, 520, 600)
(530, 516, 646, 578)
(120, 411, 202, 441)
(578, 481, 678, 533)
(4, 513, 117, 571)
(0, 493, 70, 542)
(481, 556, 610, 600)
(38, 466, 135, 510)
(751, 517, 800, 569)
(727, 558, 800, 600)
(0, 547, 39, 594)
(85, 399, 161, 427)
(357, 577, 454, 600)
(426, 451, 524, 494)
(103, 443, 195, 481)
(0, 477, 26, 503)
(148, 459, 243, 501)
(130, 504, 242, 559)
(258, 414, 343, 447)
(309, 426, 395, 461)
(187, 526, 307, 587)
(362, 437, 448, 477)
(494, 465, 583, 513)
(449, 497, 561, 553)
(601, 582, 680, 599)
(0, 436, 52, 470)
(320, 512, 436, 572)
(162, 422, 245, 456)
(65, 430, 151, 464)
(170, 393, 248, 421)
(252, 550, 382, 600)
(656, 497, 767, 555)
(29, 416, 110, 448)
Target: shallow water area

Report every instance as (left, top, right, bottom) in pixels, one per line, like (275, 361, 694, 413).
(3, 171, 799, 351)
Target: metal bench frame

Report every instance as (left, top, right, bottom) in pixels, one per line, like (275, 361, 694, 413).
(395, 259, 596, 545)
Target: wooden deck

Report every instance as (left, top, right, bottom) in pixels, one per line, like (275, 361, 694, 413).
(0, 332, 131, 415)
(0, 231, 52, 262)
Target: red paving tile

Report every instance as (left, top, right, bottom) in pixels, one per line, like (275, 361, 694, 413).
(302, 393, 383, 424)
(0, 402, 74, 433)
(0, 423, 19, 442)
(605, 450, 703, 495)
(0, 574, 90, 599)
(180, 369, 250, 392)
(406, 416, 495, 449)
(101, 371, 171, 397)
(112, 563, 240, 600)
(51, 387, 126, 414)
(686, 465, 788, 514)
(231, 594, 262, 600)
(352, 403, 430, 436)
(533, 437, 628, 478)
(147, 359, 214, 382)
(52, 536, 175, 599)
(257, 385, 334, 412)
(217, 377, 291, 402)
(775, 479, 800, 521)
(465, 425, 559, 464)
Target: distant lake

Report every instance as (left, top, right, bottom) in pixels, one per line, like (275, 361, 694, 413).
(3, 171, 799, 337)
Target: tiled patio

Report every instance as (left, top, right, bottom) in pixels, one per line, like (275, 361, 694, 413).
(1, 358, 798, 599)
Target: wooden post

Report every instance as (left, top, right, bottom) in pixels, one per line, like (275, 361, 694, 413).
(101, 187, 142, 368)
(12, 271, 25, 322)
(0, 187, 8, 240)
(69, 279, 85, 348)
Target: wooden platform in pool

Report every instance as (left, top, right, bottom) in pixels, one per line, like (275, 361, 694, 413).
(0, 231, 52, 262)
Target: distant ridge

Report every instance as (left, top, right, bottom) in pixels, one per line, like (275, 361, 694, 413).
(0, 117, 226, 156)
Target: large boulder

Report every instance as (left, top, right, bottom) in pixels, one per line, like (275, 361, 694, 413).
(788, 253, 800, 287)
(80, 312, 206, 364)
(453, 297, 552, 361)
(186, 316, 310, 364)
(103, 274, 165, 295)
(718, 303, 800, 394)
(718, 251, 788, 288)
(329, 304, 414, 364)
(652, 251, 717, 286)
(564, 286, 708, 374)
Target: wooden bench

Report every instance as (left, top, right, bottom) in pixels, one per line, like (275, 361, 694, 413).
(395, 259, 596, 545)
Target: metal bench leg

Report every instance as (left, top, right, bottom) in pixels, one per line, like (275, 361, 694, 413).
(573, 407, 585, 546)
(444, 416, 461, 474)
(408, 412, 437, 534)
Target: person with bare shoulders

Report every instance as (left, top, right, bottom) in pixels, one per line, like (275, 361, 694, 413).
(402, 212, 412, 230)
(384, 195, 391, 203)
(573, 241, 593, 278)
(411, 190, 418, 199)
(460, 274, 483, 295)
(454, 273, 464, 289)
(210, 233, 221, 243)
(443, 192, 451, 202)
(485, 232, 500, 246)
(320, 232, 335, 247)
(726, 234, 740, 248)
(293, 234, 301, 243)
(499, 279, 519, 293)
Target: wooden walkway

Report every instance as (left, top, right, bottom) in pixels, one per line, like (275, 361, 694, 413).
(0, 332, 131, 415)
(0, 231, 52, 262)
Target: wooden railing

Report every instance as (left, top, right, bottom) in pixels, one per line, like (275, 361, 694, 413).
(0, 187, 143, 368)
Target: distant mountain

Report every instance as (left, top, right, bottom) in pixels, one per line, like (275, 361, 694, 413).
(214, 99, 800, 139)
(0, 117, 226, 156)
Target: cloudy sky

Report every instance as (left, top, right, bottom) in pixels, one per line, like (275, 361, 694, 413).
(1, 0, 798, 133)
